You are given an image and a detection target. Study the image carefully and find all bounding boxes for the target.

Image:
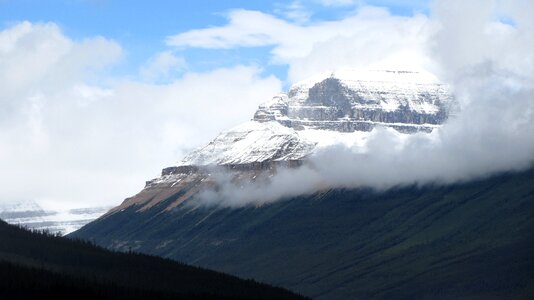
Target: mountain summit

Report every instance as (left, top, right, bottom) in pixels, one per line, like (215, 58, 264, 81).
(99, 69, 455, 214)
(179, 69, 454, 168)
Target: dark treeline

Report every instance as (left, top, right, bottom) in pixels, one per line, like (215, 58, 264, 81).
(0, 220, 306, 300)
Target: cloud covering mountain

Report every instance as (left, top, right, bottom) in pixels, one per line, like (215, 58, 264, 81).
(191, 0, 534, 206)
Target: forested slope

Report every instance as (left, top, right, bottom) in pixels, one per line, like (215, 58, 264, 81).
(0, 220, 306, 300)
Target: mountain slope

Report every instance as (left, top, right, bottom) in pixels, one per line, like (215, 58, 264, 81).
(0, 220, 306, 300)
(73, 168, 534, 299)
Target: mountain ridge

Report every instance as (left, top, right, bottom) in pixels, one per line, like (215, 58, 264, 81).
(179, 68, 454, 169)
(0, 201, 111, 235)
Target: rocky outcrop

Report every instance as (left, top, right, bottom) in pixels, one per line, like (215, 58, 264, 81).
(255, 69, 454, 133)
(180, 69, 455, 171)
(161, 159, 304, 177)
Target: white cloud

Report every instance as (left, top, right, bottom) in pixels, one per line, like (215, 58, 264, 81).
(166, 7, 431, 82)
(139, 51, 186, 82)
(0, 22, 281, 211)
(274, 1, 313, 24)
(316, 0, 357, 7)
(166, 10, 284, 49)
(0, 22, 121, 99)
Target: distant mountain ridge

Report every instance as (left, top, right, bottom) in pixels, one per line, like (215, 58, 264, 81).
(0, 201, 111, 235)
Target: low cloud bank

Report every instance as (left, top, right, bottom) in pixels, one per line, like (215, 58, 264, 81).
(196, 0, 534, 207)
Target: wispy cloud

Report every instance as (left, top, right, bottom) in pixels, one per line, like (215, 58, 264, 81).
(166, 7, 430, 82)
(274, 1, 313, 24)
(139, 51, 186, 82)
(315, 0, 357, 7)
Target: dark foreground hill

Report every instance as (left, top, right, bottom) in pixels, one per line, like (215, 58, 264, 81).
(73, 168, 534, 299)
(0, 220, 306, 300)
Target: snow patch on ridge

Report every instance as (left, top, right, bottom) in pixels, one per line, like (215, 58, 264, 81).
(179, 121, 315, 166)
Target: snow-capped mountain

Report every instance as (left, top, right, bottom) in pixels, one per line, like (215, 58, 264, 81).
(105, 68, 455, 214)
(177, 69, 453, 168)
(255, 69, 453, 132)
(178, 121, 315, 167)
(0, 201, 51, 220)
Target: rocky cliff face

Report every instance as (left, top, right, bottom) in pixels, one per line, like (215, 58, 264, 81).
(254, 69, 454, 133)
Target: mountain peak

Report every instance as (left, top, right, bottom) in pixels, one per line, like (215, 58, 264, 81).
(97, 68, 456, 223)
(176, 68, 455, 169)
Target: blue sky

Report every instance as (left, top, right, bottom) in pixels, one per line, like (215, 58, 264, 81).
(0, 0, 430, 81)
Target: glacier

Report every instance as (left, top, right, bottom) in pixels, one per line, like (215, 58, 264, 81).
(0, 200, 112, 235)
